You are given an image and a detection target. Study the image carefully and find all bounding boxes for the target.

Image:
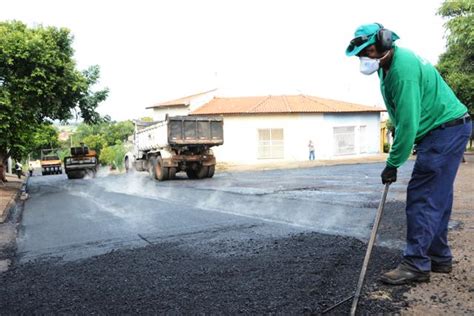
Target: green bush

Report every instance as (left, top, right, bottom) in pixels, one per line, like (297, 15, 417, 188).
(383, 143, 391, 153)
(99, 142, 126, 171)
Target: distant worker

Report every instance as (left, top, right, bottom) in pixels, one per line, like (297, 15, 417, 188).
(29, 163, 34, 176)
(308, 140, 315, 161)
(346, 23, 472, 285)
(15, 161, 23, 179)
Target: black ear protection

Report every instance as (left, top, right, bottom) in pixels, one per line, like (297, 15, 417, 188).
(374, 23, 393, 52)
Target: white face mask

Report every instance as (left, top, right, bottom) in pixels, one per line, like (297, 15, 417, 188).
(359, 57, 380, 75)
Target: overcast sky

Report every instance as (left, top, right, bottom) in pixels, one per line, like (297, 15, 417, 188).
(2, 0, 446, 121)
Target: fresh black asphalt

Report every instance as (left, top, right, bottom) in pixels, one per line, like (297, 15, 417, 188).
(1, 161, 414, 314)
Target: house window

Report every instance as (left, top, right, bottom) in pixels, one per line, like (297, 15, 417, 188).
(333, 126, 355, 155)
(258, 128, 284, 159)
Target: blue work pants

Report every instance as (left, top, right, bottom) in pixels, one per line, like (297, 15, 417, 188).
(403, 120, 472, 272)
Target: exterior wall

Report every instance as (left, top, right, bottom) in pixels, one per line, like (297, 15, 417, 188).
(151, 107, 189, 121)
(323, 113, 381, 157)
(188, 93, 215, 112)
(150, 90, 216, 121)
(212, 113, 381, 163)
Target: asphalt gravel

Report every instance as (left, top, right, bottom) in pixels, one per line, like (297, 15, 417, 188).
(1, 228, 410, 314)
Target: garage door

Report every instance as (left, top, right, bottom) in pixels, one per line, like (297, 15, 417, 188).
(258, 128, 284, 159)
(333, 126, 355, 155)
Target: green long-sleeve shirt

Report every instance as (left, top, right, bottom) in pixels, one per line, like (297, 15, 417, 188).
(379, 46, 468, 168)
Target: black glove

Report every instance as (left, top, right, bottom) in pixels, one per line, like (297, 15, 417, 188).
(381, 166, 397, 184)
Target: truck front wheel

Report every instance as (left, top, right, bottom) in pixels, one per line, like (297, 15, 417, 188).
(150, 156, 168, 181)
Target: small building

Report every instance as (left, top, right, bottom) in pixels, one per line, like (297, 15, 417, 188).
(146, 89, 217, 121)
(148, 92, 385, 163)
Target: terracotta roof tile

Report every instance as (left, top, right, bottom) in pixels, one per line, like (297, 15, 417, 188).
(191, 95, 384, 115)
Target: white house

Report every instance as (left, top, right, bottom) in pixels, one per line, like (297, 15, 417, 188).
(147, 89, 217, 121)
(148, 92, 385, 163)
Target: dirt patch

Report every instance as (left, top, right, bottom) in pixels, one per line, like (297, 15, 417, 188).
(0, 174, 24, 223)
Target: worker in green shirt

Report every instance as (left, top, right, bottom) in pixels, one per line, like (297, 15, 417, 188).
(346, 23, 472, 285)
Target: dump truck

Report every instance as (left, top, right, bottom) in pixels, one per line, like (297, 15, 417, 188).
(40, 149, 62, 175)
(124, 115, 224, 181)
(64, 144, 99, 179)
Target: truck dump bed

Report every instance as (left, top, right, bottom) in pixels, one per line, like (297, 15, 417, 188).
(136, 116, 224, 151)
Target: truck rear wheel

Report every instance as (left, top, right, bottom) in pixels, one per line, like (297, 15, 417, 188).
(151, 156, 168, 181)
(186, 169, 197, 179)
(196, 166, 208, 179)
(207, 165, 215, 178)
(186, 165, 209, 179)
(168, 167, 177, 179)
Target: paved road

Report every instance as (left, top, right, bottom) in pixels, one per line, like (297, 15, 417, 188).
(18, 161, 413, 263)
(0, 161, 418, 314)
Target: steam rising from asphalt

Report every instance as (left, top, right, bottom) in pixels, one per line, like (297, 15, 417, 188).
(91, 170, 385, 242)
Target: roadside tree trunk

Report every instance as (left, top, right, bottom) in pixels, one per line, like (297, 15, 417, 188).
(0, 150, 8, 182)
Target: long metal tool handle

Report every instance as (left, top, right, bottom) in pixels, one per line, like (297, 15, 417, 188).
(350, 183, 390, 316)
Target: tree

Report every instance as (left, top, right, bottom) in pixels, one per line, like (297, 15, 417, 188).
(99, 142, 127, 171)
(29, 123, 60, 159)
(101, 120, 134, 145)
(437, 0, 474, 114)
(139, 116, 153, 122)
(74, 122, 103, 146)
(0, 21, 108, 180)
(82, 134, 107, 154)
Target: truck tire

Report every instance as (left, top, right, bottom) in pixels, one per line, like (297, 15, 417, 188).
(207, 165, 215, 178)
(168, 167, 177, 179)
(151, 156, 168, 181)
(186, 169, 197, 179)
(186, 165, 208, 179)
(148, 158, 154, 178)
(196, 166, 208, 179)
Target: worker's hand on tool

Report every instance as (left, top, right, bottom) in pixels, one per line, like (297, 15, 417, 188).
(381, 166, 397, 184)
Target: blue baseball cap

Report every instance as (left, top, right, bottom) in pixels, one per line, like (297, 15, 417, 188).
(345, 23, 399, 57)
